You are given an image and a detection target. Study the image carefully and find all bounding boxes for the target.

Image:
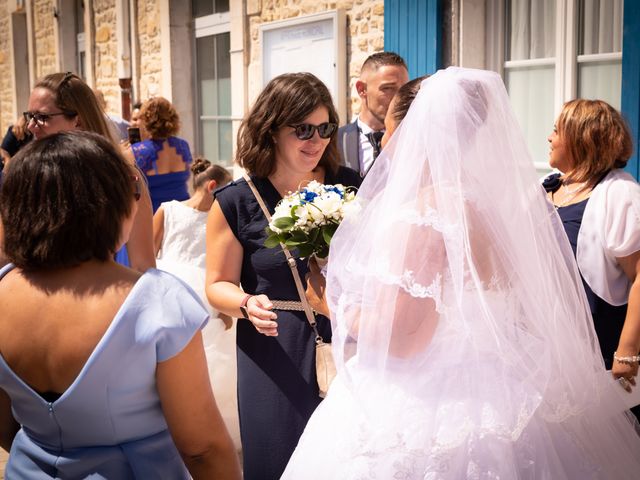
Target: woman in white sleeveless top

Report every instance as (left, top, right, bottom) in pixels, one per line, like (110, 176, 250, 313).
(153, 159, 240, 451)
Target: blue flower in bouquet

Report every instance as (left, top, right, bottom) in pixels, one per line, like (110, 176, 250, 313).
(301, 189, 318, 203)
(323, 185, 343, 198)
(264, 180, 357, 259)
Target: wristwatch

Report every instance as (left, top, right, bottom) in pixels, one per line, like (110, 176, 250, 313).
(239, 294, 253, 319)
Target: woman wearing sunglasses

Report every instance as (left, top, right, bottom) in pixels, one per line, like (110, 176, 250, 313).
(21, 72, 155, 273)
(205, 72, 361, 479)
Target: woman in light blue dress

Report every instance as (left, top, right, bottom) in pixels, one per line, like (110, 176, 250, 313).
(0, 131, 241, 479)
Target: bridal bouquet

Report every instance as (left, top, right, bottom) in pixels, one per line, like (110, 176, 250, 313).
(264, 180, 358, 259)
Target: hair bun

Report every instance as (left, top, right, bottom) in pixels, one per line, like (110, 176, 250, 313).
(191, 157, 212, 175)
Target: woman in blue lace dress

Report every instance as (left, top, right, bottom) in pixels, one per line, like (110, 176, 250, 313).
(125, 97, 192, 212)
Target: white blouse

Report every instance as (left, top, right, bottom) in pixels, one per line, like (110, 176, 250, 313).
(577, 169, 640, 305)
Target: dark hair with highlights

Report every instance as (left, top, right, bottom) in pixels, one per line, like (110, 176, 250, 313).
(34, 72, 115, 143)
(190, 157, 232, 190)
(0, 131, 136, 270)
(236, 72, 340, 178)
(140, 97, 180, 139)
(557, 99, 633, 184)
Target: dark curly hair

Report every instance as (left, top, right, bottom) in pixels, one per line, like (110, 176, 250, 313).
(0, 131, 137, 270)
(236, 72, 340, 178)
(140, 97, 180, 139)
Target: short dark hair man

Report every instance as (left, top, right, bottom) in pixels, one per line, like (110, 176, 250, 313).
(337, 52, 409, 177)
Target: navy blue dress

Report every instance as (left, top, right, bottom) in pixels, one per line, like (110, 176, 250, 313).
(544, 174, 627, 371)
(556, 199, 628, 370)
(546, 174, 639, 419)
(215, 167, 361, 480)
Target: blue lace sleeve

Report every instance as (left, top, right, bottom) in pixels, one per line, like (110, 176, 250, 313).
(168, 137, 192, 165)
(131, 140, 156, 172)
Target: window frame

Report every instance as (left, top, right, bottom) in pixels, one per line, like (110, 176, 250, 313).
(486, 0, 623, 172)
(193, 11, 236, 166)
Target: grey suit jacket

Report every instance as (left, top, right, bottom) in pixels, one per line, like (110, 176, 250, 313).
(337, 121, 360, 175)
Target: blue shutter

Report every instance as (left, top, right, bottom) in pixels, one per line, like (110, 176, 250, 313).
(384, 0, 442, 78)
(622, 3, 640, 179)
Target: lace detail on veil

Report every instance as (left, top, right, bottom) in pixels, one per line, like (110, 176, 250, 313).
(399, 208, 450, 231)
(397, 205, 461, 240)
(394, 271, 443, 311)
(347, 258, 444, 312)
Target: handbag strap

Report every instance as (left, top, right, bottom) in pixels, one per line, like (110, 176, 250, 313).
(243, 174, 324, 343)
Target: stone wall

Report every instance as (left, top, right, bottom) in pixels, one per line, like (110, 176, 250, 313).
(0, 2, 13, 133)
(34, 0, 57, 78)
(136, 0, 162, 102)
(92, 0, 121, 115)
(247, 0, 385, 120)
(0, 0, 386, 141)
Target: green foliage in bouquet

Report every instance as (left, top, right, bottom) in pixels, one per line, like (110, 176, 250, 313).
(263, 181, 357, 259)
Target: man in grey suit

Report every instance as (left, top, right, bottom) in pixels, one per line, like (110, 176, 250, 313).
(337, 52, 408, 177)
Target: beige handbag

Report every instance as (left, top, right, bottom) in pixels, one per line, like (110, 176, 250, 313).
(244, 174, 337, 398)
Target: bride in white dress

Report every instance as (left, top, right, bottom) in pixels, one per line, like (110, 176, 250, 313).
(282, 67, 640, 479)
(153, 159, 241, 451)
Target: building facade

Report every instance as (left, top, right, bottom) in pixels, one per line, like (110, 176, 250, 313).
(0, 0, 385, 168)
(1, 0, 637, 177)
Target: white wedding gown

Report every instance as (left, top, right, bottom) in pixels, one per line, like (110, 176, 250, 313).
(156, 200, 240, 451)
(282, 68, 640, 479)
(283, 288, 640, 479)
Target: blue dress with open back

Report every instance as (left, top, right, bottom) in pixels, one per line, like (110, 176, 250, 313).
(132, 137, 192, 212)
(215, 166, 361, 479)
(0, 265, 209, 478)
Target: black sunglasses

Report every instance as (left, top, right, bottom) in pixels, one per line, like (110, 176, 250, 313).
(288, 122, 338, 140)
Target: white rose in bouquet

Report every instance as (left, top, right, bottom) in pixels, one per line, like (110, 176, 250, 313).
(264, 181, 358, 259)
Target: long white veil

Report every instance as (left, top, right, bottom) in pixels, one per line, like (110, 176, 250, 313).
(283, 67, 640, 479)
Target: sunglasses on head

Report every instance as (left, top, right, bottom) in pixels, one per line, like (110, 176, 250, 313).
(288, 122, 338, 140)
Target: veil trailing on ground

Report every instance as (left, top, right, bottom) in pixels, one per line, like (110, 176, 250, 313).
(283, 67, 640, 479)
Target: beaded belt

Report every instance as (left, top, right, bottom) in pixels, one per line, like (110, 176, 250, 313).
(271, 300, 306, 311)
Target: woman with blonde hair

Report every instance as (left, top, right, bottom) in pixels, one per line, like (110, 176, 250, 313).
(23, 71, 155, 272)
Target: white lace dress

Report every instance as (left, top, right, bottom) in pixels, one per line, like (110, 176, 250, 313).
(156, 200, 240, 450)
